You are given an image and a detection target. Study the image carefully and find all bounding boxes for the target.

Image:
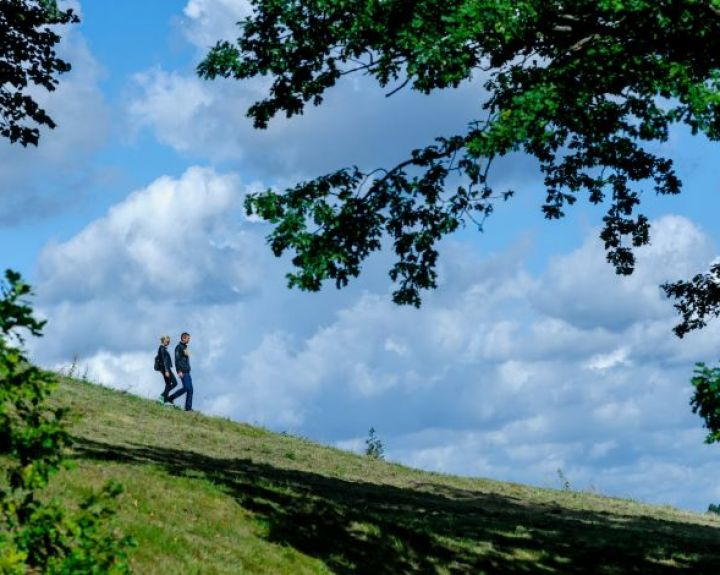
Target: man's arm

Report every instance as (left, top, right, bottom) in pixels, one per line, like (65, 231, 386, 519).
(175, 344, 183, 377)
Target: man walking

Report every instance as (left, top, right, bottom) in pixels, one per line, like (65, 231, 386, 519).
(168, 331, 194, 411)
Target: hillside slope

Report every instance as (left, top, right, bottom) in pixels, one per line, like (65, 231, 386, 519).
(37, 378, 720, 574)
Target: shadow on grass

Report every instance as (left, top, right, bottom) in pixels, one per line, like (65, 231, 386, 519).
(73, 438, 720, 574)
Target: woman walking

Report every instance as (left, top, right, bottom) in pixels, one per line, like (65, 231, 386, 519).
(156, 335, 178, 404)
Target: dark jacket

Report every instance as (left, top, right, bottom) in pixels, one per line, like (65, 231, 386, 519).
(158, 345, 172, 373)
(175, 342, 191, 373)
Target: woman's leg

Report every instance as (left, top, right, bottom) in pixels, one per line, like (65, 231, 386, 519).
(162, 372, 178, 401)
(167, 374, 187, 404)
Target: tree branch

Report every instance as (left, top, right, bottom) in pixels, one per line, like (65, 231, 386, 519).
(385, 77, 410, 97)
(569, 33, 600, 52)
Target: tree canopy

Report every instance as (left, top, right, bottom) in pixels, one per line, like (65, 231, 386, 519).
(199, 0, 720, 334)
(0, 0, 78, 146)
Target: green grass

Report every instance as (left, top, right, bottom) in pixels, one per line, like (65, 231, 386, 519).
(30, 377, 720, 573)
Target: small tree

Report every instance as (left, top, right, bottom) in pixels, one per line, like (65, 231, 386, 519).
(0, 269, 133, 574)
(365, 427, 385, 460)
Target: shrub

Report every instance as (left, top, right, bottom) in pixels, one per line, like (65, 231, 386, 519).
(0, 269, 134, 573)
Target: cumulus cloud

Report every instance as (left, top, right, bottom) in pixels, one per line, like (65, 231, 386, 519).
(533, 215, 716, 331)
(30, 166, 720, 512)
(181, 0, 253, 50)
(37, 167, 267, 303)
(128, 65, 487, 182)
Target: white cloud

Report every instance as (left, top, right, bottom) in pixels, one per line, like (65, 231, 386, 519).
(131, 69, 210, 132)
(584, 347, 631, 371)
(181, 0, 253, 50)
(128, 66, 488, 183)
(75, 351, 156, 397)
(533, 216, 716, 331)
(37, 167, 267, 303)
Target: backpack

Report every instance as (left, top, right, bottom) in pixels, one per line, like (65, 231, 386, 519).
(153, 352, 163, 371)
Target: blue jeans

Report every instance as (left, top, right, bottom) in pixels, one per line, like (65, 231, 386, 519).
(168, 372, 193, 411)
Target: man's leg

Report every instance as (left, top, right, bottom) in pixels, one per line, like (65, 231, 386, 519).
(182, 373, 193, 411)
(167, 375, 187, 403)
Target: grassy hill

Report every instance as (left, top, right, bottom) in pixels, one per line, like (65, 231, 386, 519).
(33, 377, 720, 574)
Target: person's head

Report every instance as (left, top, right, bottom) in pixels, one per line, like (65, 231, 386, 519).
(160, 335, 170, 346)
(180, 332, 191, 344)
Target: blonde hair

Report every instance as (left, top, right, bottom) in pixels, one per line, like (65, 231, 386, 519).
(160, 335, 171, 345)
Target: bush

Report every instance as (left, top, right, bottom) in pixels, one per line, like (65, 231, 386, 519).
(0, 269, 134, 573)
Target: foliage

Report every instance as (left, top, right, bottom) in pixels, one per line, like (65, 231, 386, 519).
(199, 0, 720, 322)
(708, 503, 720, 515)
(663, 263, 720, 338)
(365, 427, 384, 460)
(0, 269, 134, 574)
(0, 0, 78, 146)
(689, 361, 720, 444)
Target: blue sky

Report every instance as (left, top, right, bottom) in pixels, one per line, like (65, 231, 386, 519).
(5, 0, 720, 512)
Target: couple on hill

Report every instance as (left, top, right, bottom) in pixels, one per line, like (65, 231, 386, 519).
(155, 332, 194, 411)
